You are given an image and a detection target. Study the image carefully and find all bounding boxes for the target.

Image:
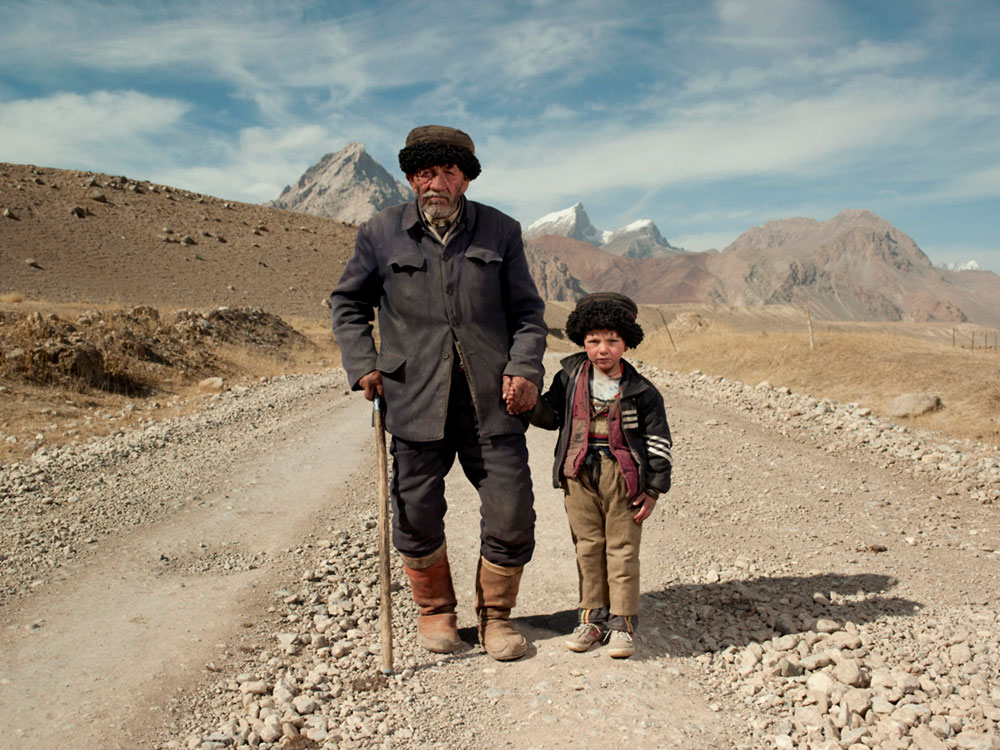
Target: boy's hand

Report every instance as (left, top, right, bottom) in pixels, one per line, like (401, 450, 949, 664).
(502, 375, 538, 415)
(631, 493, 657, 523)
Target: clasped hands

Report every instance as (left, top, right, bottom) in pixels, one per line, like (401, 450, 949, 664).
(359, 370, 537, 415)
(501, 375, 538, 415)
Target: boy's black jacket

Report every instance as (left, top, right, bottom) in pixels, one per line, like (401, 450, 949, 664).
(530, 352, 672, 498)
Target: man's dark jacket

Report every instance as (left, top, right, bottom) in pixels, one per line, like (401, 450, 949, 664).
(330, 199, 547, 442)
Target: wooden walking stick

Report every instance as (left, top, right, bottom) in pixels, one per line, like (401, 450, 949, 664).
(373, 395, 393, 675)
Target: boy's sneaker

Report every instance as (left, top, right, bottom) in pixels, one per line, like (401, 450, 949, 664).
(565, 622, 604, 652)
(606, 629, 634, 658)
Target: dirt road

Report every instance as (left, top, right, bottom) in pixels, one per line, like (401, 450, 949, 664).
(1, 357, 998, 750)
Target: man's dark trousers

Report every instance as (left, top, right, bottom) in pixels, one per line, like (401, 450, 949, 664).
(389, 365, 535, 567)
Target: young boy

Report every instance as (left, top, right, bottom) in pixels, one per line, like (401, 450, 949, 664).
(528, 292, 672, 658)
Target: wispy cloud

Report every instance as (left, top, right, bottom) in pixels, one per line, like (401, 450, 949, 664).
(477, 73, 999, 219)
(157, 124, 337, 203)
(709, 0, 844, 50)
(0, 91, 189, 171)
(921, 163, 1000, 203)
(684, 40, 928, 94)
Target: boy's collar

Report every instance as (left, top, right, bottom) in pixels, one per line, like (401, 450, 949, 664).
(561, 351, 650, 396)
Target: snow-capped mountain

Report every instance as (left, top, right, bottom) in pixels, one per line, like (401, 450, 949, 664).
(268, 142, 411, 225)
(602, 218, 684, 259)
(524, 203, 682, 258)
(523, 202, 605, 245)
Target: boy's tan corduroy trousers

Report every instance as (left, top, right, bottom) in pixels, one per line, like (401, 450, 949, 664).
(564, 453, 641, 617)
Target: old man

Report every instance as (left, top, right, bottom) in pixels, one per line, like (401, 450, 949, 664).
(330, 125, 546, 660)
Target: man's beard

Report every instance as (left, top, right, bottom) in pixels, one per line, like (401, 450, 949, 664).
(419, 190, 460, 220)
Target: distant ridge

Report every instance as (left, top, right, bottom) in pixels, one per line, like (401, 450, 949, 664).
(268, 143, 411, 225)
(529, 209, 1000, 326)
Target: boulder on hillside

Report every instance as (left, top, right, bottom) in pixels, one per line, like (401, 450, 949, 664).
(885, 393, 942, 418)
(671, 312, 709, 334)
(198, 376, 225, 392)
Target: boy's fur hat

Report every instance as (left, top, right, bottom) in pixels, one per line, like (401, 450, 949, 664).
(398, 125, 482, 180)
(565, 292, 644, 348)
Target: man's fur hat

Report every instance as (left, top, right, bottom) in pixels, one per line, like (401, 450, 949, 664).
(398, 125, 481, 180)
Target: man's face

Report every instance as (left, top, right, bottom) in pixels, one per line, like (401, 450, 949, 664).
(407, 164, 469, 219)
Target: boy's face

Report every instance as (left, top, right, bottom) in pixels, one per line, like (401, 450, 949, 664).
(584, 329, 626, 376)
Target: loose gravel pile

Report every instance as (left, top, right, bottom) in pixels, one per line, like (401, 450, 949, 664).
(157, 517, 483, 750)
(640, 564, 1000, 750)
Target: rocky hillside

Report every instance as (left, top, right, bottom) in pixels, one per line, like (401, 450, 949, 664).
(527, 234, 721, 304)
(523, 244, 587, 302)
(708, 209, 999, 323)
(0, 162, 356, 322)
(267, 143, 411, 225)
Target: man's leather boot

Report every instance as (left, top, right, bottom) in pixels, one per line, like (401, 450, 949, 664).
(400, 543, 462, 654)
(474, 556, 527, 661)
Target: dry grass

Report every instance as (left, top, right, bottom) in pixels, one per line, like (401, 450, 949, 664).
(636, 320, 1000, 445)
(212, 335, 338, 379)
(0, 301, 341, 465)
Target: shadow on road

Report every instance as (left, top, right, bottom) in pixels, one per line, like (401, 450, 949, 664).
(516, 572, 921, 660)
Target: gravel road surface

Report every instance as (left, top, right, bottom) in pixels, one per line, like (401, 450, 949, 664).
(2, 356, 998, 750)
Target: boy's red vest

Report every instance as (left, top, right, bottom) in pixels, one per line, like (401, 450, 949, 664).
(561, 360, 640, 496)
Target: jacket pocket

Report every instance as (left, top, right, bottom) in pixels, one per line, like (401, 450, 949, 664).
(376, 351, 406, 378)
(462, 246, 504, 318)
(386, 253, 428, 310)
(388, 253, 426, 273)
(464, 246, 502, 265)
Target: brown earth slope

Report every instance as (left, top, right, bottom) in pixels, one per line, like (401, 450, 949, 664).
(0, 163, 356, 323)
(527, 235, 722, 304)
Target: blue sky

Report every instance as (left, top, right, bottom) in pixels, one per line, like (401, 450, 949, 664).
(1, 0, 998, 271)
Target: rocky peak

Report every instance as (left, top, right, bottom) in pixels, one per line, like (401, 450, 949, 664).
(523, 202, 604, 245)
(268, 143, 411, 225)
(602, 218, 683, 259)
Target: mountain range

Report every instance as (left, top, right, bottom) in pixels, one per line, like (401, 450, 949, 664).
(270, 144, 1000, 326)
(5, 154, 996, 331)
